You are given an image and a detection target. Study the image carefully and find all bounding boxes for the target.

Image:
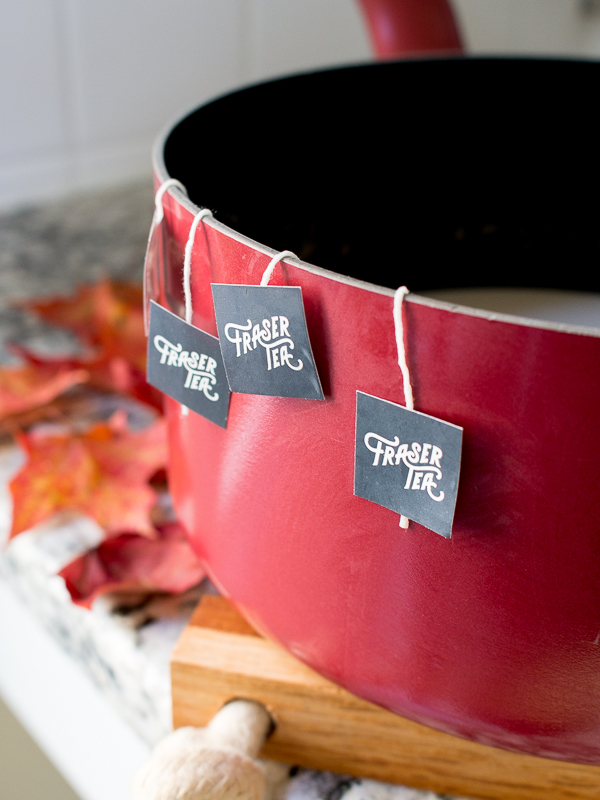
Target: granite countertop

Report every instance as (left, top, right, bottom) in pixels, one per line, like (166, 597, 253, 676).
(0, 181, 192, 747)
(0, 183, 456, 800)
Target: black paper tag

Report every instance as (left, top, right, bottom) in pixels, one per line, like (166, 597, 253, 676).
(147, 301, 230, 428)
(211, 284, 324, 400)
(354, 391, 462, 538)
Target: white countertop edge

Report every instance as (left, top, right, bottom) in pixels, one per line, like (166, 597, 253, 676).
(0, 578, 151, 800)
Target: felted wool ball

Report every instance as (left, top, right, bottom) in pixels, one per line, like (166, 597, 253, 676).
(132, 726, 265, 800)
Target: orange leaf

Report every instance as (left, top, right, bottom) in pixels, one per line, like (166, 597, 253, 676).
(86, 357, 164, 411)
(0, 362, 88, 420)
(23, 280, 146, 364)
(58, 522, 205, 608)
(23, 284, 101, 342)
(20, 280, 161, 408)
(12, 345, 163, 413)
(9, 415, 167, 538)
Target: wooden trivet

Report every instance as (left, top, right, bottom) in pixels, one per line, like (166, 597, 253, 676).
(171, 596, 600, 799)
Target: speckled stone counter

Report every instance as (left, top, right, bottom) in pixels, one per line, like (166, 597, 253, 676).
(0, 183, 456, 800)
(0, 180, 191, 748)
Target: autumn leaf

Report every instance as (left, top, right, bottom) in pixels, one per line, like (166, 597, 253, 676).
(0, 362, 88, 420)
(22, 282, 103, 342)
(19, 280, 162, 410)
(12, 345, 163, 413)
(0, 388, 118, 443)
(90, 355, 163, 411)
(58, 521, 205, 608)
(9, 413, 167, 539)
(23, 280, 146, 368)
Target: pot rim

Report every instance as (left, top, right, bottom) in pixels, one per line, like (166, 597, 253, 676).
(151, 56, 600, 340)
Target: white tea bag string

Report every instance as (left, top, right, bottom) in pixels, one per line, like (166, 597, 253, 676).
(393, 285, 414, 528)
(180, 207, 213, 417)
(144, 179, 188, 335)
(260, 250, 298, 286)
(183, 208, 213, 324)
(393, 286, 414, 411)
(154, 178, 186, 224)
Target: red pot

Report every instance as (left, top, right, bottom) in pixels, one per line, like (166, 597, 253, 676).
(149, 23, 600, 765)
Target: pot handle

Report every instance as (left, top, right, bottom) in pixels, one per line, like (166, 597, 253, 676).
(357, 0, 463, 59)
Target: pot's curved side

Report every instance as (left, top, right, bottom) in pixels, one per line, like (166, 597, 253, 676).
(152, 190, 600, 763)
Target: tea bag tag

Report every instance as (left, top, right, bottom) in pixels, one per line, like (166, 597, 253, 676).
(211, 251, 324, 400)
(354, 287, 462, 537)
(147, 301, 230, 428)
(354, 391, 462, 538)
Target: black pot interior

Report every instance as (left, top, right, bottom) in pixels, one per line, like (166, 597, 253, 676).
(164, 58, 599, 293)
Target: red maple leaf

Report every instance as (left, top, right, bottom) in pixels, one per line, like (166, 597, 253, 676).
(18, 280, 163, 411)
(23, 280, 146, 367)
(12, 345, 163, 413)
(58, 521, 205, 608)
(0, 362, 88, 420)
(9, 413, 167, 539)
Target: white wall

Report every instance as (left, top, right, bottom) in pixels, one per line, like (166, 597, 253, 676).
(1, 0, 600, 211)
(455, 0, 600, 56)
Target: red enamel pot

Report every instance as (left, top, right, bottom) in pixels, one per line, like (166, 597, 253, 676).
(149, 21, 600, 765)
